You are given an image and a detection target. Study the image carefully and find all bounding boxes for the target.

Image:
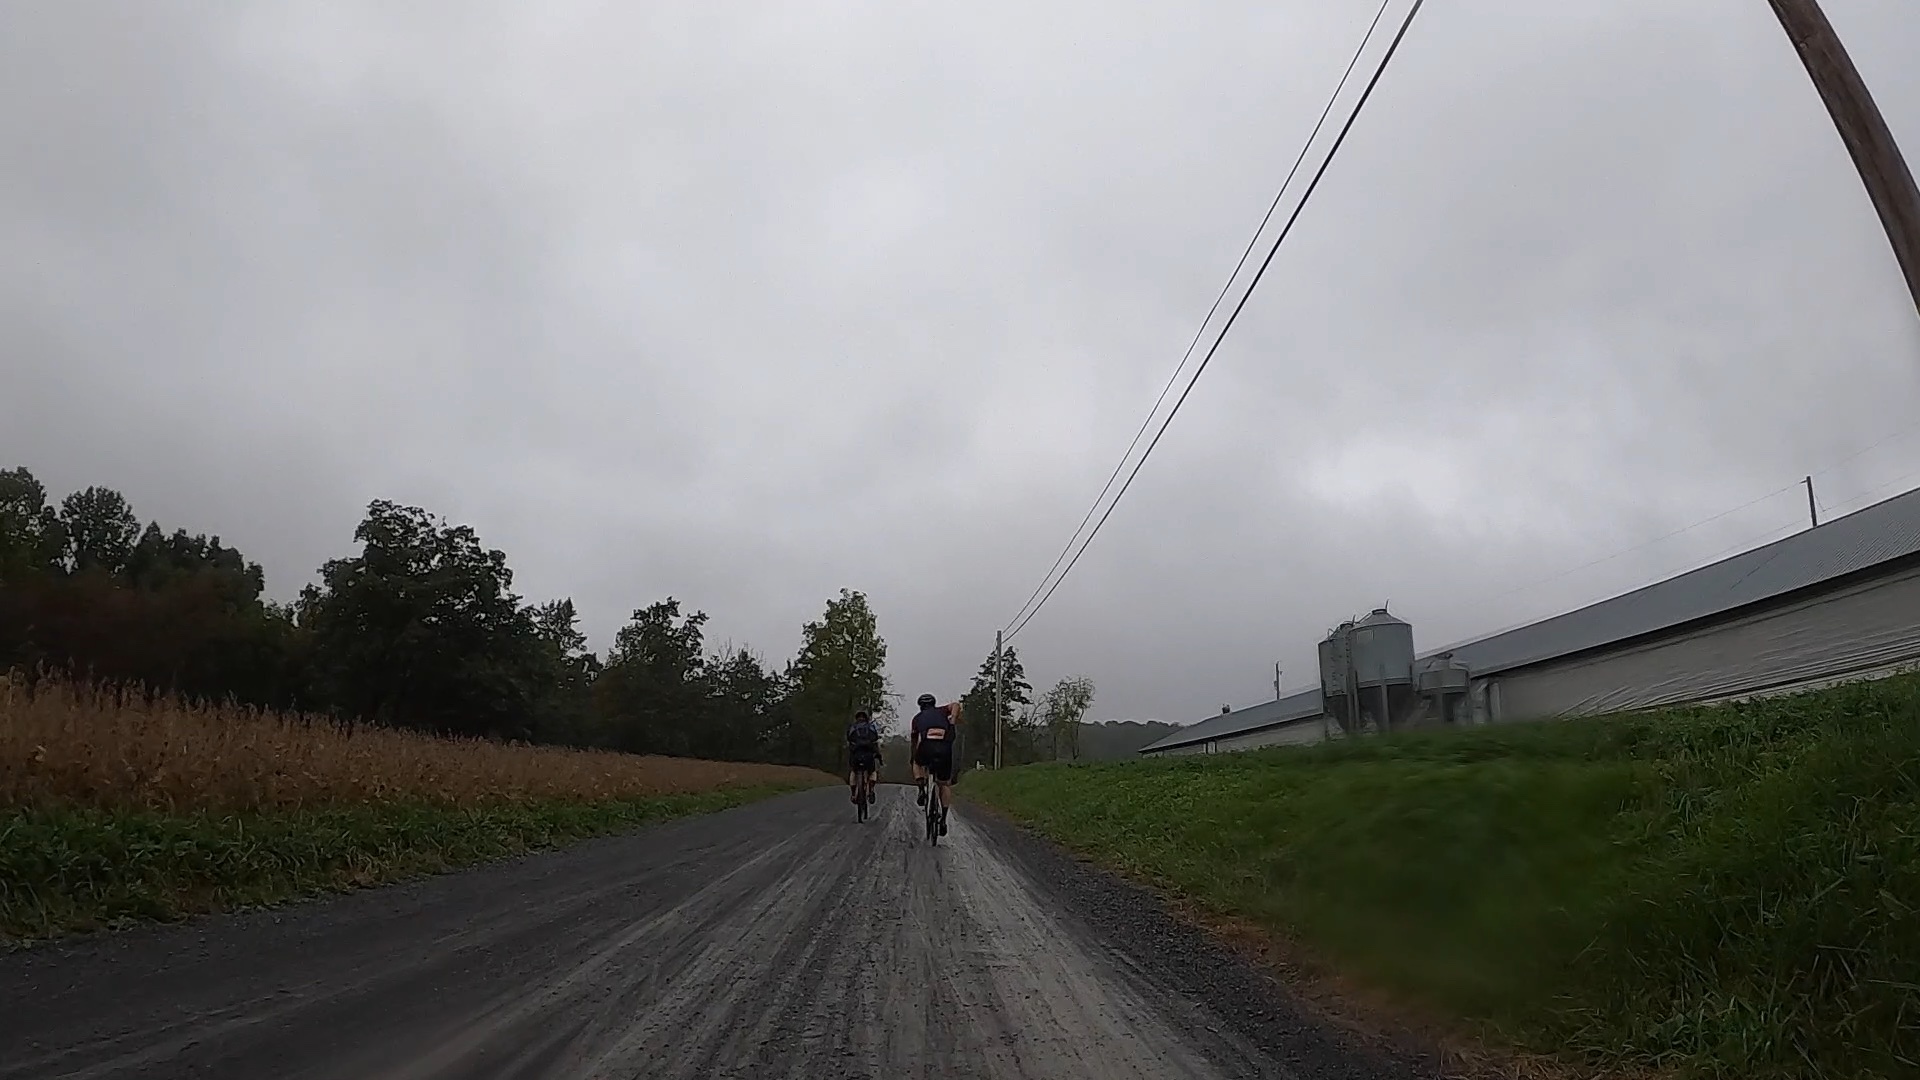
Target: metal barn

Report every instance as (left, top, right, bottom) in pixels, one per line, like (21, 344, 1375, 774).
(1140, 484, 1920, 757)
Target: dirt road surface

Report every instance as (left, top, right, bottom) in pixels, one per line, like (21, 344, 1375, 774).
(0, 786, 1446, 1080)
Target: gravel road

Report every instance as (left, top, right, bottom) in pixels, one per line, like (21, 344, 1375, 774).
(0, 786, 1448, 1080)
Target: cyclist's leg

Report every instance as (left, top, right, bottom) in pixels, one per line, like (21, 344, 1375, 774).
(934, 755, 953, 833)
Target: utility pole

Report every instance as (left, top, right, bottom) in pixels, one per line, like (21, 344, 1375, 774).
(1805, 474, 1821, 527)
(1767, 0, 1920, 323)
(1274, 663, 1282, 700)
(992, 630, 1004, 770)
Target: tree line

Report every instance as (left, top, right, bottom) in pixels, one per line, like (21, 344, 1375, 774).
(953, 651, 1111, 767)
(0, 467, 900, 771)
(0, 465, 1128, 771)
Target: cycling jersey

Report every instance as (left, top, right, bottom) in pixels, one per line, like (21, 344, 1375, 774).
(910, 706, 955, 782)
(909, 705, 955, 744)
(847, 719, 880, 770)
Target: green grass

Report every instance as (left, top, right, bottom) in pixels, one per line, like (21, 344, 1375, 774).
(0, 784, 808, 942)
(965, 674, 1920, 1079)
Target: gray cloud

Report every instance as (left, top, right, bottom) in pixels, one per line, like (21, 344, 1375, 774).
(4, 1, 1918, 725)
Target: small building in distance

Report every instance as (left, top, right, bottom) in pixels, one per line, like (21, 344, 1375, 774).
(1140, 484, 1920, 757)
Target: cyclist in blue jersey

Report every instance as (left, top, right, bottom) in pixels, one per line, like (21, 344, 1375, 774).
(846, 709, 881, 806)
(909, 693, 959, 834)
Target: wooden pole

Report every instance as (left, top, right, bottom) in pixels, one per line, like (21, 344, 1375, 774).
(992, 630, 1004, 770)
(1767, 0, 1920, 323)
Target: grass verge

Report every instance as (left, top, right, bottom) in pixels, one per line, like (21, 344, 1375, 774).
(964, 674, 1920, 1080)
(1, 784, 809, 941)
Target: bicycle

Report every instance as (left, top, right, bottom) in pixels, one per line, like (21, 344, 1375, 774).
(924, 772, 942, 844)
(925, 732, 955, 844)
(854, 764, 876, 823)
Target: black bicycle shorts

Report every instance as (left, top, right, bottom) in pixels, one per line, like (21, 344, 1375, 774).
(849, 751, 877, 774)
(914, 740, 954, 782)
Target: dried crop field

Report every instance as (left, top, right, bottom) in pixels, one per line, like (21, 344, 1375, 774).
(2, 678, 831, 937)
(2, 678, 830, 813)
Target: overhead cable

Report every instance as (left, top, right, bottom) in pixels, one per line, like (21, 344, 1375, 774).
(999, 0, 1400, 636)
(1007, 0, 1430, 642)
(1481, 418, 1920, 606)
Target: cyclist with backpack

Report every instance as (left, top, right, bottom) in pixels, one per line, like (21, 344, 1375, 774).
(846, 709, 881, 806)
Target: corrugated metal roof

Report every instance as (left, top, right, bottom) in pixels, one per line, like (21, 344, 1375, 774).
(1138, 691, 1323, 751)
(1140, 485, 1920, 754)
(1438, 484, 1920, 676)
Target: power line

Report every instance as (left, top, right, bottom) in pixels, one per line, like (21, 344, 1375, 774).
(1666, 466, 1920, 572)
(1008, 0, 1430, 643)
(999, 0, 1400, 635)
(1479, 419, 1920, 607)
(1009, 0, 1428, 640)
(1442, 463, 1920, 653)
(1823, 464, 1920, 516)
(1680, 519, 1804, 575)
(1477, 483, 1802, 605)
(1809, 421, 1920, 481)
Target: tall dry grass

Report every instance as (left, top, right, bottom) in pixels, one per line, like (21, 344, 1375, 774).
(1, 677, 829, 813)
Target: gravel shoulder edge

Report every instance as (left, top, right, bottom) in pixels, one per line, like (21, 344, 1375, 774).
(961, 798, 1611, 1080)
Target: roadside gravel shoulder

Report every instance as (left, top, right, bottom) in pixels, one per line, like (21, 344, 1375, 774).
(965, 800, 1528, 1080)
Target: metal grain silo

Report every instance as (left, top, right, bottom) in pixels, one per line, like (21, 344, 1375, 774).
(1350, 607, 1416, 732)
(1318, 620, 1357, 735)
(1350, 608, 1415, 688)
(1416, 651, 1472, 726)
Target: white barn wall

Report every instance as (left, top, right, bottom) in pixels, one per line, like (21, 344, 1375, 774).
(1481, 564, 1920, 723)
(1157, 742, 1209, 756)
(1213, 717, 1326, 752)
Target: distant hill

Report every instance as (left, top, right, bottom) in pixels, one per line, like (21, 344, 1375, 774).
(1075, 720, 1182, 761)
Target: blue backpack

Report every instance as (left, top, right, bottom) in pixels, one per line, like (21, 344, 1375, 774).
(848, 720, 879, 750)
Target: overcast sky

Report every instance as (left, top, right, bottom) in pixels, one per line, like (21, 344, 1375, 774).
(5, 1, 1918, 726)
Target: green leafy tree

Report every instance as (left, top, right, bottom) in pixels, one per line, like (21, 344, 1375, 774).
(0, 467, 64, 582)
(125, 526, 265, 601)
(594, 599, 711, 755)
(121, 525, 270, 628)
(298, 500, 546, 737)
(959, 644, 1032, 773)
(58, 486, 140, 576)
(1039, 675, 1096, 761)
(1007, 702, 1045, 764)
(787, 588, 892, 771)
(525, 598, 601, 745)
(2, 466, 908, 768)
(700, 646, 789, 762)
(532, 598, 590, 659)
(1, 471, 303, 708)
